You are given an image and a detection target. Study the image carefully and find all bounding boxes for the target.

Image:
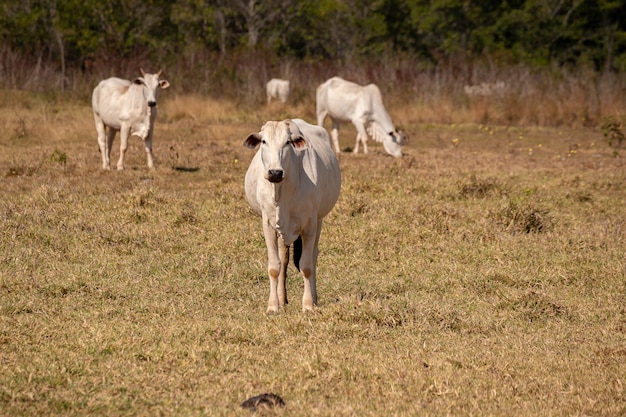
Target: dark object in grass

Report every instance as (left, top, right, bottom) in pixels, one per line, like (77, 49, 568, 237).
(173, 166, 200, 172)
(241, 393, 285, 411)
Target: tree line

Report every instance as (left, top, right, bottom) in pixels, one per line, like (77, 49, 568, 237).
(1, 0, 625, 76)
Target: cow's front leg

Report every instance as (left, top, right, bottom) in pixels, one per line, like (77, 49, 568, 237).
(144, 133, 155, 169)
(354, 122, 369, 155)
(360, 135, 368, 155)
(300, 224, 321, 311)
(330, 121, 341, 154)
(117, 125, 130, 170)
(263, 221, 282, 313)
(277, 235, 289, 307)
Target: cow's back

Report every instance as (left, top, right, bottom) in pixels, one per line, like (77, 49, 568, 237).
(92, 77, 135, 126)
(92, 78, 131, 109)
(317, 77, 366, 122)
(92, 77, 150, 131)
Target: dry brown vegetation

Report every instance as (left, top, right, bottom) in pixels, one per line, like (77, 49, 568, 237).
(6, 53, 626, 129)
(1, 87, 625, 416)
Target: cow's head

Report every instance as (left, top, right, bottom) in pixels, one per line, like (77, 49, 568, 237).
(134, 68, 170, 107)
(384, 129, 405, 158)
(243, 119, 308, 183)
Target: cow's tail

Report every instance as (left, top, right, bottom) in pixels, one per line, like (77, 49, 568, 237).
(293, 236, 302, 271)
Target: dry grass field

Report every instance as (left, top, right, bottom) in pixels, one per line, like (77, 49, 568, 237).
(1, 88, 625, 416)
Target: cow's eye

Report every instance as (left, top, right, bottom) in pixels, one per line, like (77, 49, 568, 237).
(261, 139, 267, 145)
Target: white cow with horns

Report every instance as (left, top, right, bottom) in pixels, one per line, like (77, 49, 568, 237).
(316, 76, 404, 157)
(92, 69, 170, 170)
(243, 118, 341, 313)
(266, 78, 290, 105)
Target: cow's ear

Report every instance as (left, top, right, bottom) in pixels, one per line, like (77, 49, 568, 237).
(291, 136, 308, 150)
(133, 78, 144, 85)
(159, 80, 170, 89)
(243, 133, 262, 149)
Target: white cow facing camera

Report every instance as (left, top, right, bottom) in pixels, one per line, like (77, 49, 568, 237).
(92, 69, 170, 170)
(243, 118, 341, 313)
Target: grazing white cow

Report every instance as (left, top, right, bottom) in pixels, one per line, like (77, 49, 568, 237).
(464, 81, 506, 98)
(243, 118, 341, 313)
(92, 69, 170, 170)
(316, 76, 404, 157)
(266, 78, 290, 105)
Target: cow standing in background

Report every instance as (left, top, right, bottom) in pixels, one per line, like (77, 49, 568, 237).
(92, 69, 170, 170)
(316, 76, 404, 157)
(266, 78, 290, 105)
(243, 119, 341, 313)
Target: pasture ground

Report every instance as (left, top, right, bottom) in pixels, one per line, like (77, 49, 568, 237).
(1, 90, 625, 416)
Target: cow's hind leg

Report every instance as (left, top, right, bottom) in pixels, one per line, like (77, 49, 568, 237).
(106, 128, 116, 166)
(117, 126, 130, 170)
(95, 117, 112, 169)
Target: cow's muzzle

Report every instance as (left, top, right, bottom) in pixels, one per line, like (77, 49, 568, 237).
(148, 101, 157, 107)
(267, 169, 284, 183)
